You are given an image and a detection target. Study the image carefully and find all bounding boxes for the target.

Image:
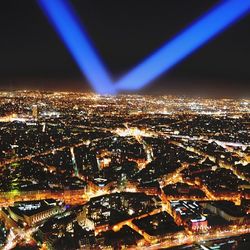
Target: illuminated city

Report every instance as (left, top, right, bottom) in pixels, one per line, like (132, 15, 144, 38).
(0, 90, 249, 249)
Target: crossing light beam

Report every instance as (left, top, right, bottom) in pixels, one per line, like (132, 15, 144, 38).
(38, 0, 250, 94)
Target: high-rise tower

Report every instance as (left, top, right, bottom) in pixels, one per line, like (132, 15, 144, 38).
(32, 104, 39, 120)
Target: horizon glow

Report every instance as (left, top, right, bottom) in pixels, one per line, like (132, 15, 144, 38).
(38, 0, 250, 94)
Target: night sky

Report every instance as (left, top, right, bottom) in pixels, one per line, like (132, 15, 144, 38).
(0, 0, 249, 97)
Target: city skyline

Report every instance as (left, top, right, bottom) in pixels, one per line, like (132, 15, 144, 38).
(0, 90, 249, 249)
(0, 0, 250, 249)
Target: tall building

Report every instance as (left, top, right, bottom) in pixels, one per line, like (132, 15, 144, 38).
(32, 104, 39, 120)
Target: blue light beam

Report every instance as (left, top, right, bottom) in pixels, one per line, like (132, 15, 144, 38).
(115, 0, 250, 90)
(38, 0, 116, 94)
(38, 0, 250, 94)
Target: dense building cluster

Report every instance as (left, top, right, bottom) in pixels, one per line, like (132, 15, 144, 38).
(0, 91, 249, 249)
